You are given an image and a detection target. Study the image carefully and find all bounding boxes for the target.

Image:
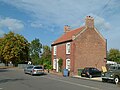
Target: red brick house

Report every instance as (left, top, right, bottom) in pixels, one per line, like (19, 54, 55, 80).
(51, 16, 106, 75)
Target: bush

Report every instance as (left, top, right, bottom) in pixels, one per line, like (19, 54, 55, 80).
(58, 58, 63, 72)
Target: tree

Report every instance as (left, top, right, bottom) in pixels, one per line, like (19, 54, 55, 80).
(0, 32, 29, 66)
(29, 38, 42, 65)
(40, 45, 51, 69)
(0, 37, 4, 63)
(107, 48, 120, 63)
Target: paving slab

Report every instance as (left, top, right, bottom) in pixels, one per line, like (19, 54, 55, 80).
(72, 75, 102, 82)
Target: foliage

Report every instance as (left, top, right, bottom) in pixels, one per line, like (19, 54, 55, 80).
(29, 38, 42, 65)
(0, 38, 4, 63)
(40, 45, 51, 69)
(58, 58, 63, 72)
(0, 31, 29, 66)
(0, 32, 52, 67)
(107, 48, 120, 63)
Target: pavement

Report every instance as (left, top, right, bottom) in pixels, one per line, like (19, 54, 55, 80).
(0, 66, 7, 69)
(46, 70, 63, 76)
(72, 75, 102, 82)
(47, 70, 102, 82)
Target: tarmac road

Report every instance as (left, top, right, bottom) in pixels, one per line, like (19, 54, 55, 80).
(0, 68, 120, 90)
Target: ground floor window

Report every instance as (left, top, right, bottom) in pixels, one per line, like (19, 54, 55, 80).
(53, 59, 59, 72)
(66, 59, 70, 71)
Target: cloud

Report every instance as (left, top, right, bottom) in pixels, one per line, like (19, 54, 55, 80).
(31, 22, 43, 28)
(0, 17, 24, 36)
(87, 14, 111, 31)
(0, 17, 24, 31)
(95, 16, 111, 31)
(0, 0, 114, 33)
(0, 0, 110, 26)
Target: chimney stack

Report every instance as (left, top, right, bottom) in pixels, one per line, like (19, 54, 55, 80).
(85, 16, 94, 28)
(64, 25, 70, 33)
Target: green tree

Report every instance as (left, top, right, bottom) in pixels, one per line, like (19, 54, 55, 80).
(29, 38, 42, 65)
(0, 32, 29, 66)
(0, 37, 4, 63)
(40, 45, 51, 69)
(108, 48, 120, 63)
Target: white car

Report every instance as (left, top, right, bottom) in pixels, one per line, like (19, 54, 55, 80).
(24, 65, 44, 76)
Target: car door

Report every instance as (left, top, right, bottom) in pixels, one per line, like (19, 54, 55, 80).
(90, 68, 95, 76)
(27, 66, 33, 74)
(83, 68, 89, 77)
(117, 66, 120, 77)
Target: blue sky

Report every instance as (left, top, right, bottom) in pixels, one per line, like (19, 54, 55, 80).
(0, 0, 120, 50)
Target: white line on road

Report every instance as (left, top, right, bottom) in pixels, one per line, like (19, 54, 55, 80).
(44, 77, 101, 90)
(0, 88, 3, 89)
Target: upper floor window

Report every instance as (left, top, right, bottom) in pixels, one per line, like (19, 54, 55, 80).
(66, 43, 71, 54)
(53, 46, 57, 55)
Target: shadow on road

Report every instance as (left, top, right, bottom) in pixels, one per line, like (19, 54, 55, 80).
(0, 78, 25, 84)
(102, 80, 120, 86)
(30, 73, 48, 76)
(0, 68, 9, 72)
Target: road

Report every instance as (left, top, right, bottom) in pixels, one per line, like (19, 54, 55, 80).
(0, 68, 120, 90)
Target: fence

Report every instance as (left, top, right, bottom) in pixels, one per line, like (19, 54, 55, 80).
(18, 64, 28, 69)
(0, 63, 5, 67)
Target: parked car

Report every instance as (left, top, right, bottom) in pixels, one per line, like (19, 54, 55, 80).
(102, 64, 120, 84)
(81, 67, 101, 78)
(24, 65, 44, 76)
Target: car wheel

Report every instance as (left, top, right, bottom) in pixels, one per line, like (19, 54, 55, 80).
(114, 76, 119, 84)
(81, 74, 83, 77)
(31, 72, 34, 76)
(24, 72, 27, 74)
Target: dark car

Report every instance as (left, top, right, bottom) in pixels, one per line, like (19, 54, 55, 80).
(102, 64, 120, 84)
(81, 67, 101, 78)
(24, 65, 44, 76)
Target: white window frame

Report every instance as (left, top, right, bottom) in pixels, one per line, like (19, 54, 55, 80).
(66, 59, 70, 71)
(53, 59, 59, 72)
(66, 43, 71, 54)
(53, 46, 57, 55)
(53, 59, 57, 69)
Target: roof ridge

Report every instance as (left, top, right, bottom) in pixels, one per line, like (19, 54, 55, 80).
(67, 26, 85, 33)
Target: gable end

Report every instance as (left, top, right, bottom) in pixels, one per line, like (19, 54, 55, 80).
(94, 28, 106, 42)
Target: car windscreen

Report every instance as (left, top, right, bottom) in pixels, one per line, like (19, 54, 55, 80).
(90, 68, 99, 72)
(109, 66, 116, 70)
(27, 66, 33, 69)
(109, 65, 120, 70)
(34, 66, 43, 69)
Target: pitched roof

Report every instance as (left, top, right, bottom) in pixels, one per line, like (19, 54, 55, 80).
(52, 26, 85, 45)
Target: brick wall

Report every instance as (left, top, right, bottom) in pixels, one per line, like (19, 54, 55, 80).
(73, 28, 106, 75)
(56, 44, 66, 69)
(52, 42, 74, 72)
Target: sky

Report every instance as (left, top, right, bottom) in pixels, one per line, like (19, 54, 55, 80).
(0, 0, 120, 50)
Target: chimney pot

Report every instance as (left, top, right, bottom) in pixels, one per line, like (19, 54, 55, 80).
(64, 25, 70, 33)
(85, 16, 94, 28)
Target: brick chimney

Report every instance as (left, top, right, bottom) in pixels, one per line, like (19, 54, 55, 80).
(85, 16, 94, 28)
(64, 25, 70, 33)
